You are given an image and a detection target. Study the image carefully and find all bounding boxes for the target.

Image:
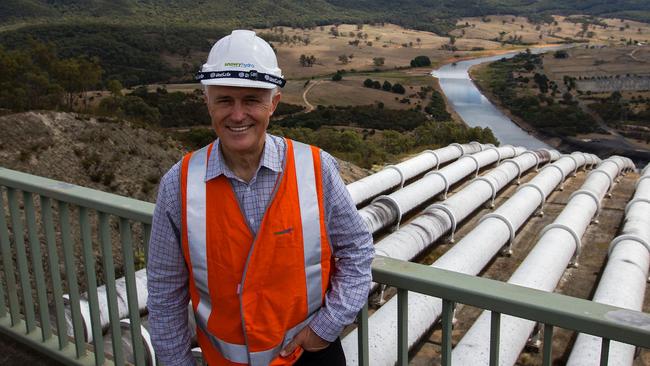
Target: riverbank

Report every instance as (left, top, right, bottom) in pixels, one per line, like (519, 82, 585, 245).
(467, 63, 563, 149)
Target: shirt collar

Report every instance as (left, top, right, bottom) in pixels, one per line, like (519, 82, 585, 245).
(205, 134, 283, 182)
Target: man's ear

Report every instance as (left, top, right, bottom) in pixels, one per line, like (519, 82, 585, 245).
(269, 91, 282, 116)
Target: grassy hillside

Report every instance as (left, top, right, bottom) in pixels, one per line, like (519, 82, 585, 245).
(2, 0, 650, 30)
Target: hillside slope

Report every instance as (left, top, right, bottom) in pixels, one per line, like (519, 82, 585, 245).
(0, 112, 369, 199)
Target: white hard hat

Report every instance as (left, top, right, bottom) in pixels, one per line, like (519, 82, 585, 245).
(196, 30, 285, 89)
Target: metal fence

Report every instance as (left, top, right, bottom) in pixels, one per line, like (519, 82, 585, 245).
(1, 167, 649, 366)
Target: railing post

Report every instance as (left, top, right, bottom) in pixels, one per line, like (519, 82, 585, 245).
(600, 338, 610, 366)
(7, 188, 36, 333)
(120, 218, 146, 366)
(59, 201, 86, 358)
(489, 311, 501, 366)
(40, 196, 68, 350)
(100, 212, 125, 366)
(397, 289, 408, 366)
(542, 324, 554, 366)
(357, 303, 369, 366)
(0, 189, 20, 326)
(24, 192, 51, 342)
(441, 300, 455, 366)
(79, 207, 104, 365)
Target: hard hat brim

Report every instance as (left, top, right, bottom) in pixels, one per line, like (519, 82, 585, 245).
(200, 78, 277, 89)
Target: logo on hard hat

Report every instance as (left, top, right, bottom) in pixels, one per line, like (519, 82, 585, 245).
(225, 62, 255, 68)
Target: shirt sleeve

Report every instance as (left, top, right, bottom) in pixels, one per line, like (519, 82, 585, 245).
(146, 161, 195, 365)
(309, 151, 375, 342)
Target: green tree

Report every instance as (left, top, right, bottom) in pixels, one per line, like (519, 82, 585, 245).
(382, 80, 392, 91)
(107, 79, 123, 96)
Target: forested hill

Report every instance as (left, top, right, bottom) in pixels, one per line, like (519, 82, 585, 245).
(2, 0, 650, 31)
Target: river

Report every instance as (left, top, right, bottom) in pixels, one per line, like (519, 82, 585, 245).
(432, 47, 567, 150)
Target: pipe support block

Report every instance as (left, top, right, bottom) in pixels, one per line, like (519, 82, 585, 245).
(540, 223, 582, 266)
(425, 171, 450, 199)
(462, 154, 481, 177)
(450, 143, 465, 155)
(479, 213, 516, 253)
(383, 165, 406, 189)
(521, 151, 540, 171)
(608, 234, 650, 257)
(518, 183, 547, 214)
(569, 189, 602, 222)
(423, 150, 441, 170)
(625, 197, 650, 216)
(473, 177, 497, 208)
(485, 147, 502, 165)
(501, 159, 523, 184)
(372, 195, 403, 231)
(429, 204, 458, 243)
(542, 164, 566, 190)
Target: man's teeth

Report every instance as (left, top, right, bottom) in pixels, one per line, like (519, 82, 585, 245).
(229, 125, 251, 132)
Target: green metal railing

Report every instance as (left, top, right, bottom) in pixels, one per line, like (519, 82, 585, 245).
(0, 167, 153, 366)
(1, 166, 649, 366)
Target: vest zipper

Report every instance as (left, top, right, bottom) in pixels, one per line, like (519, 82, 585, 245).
(235, 144, 288, 364)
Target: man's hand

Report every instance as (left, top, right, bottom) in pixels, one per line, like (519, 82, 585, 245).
(280, 326, 330, 357)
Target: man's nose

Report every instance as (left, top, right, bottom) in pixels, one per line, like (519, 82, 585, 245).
(230, 101, 246, 121)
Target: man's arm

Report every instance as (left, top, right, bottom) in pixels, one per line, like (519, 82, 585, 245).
(147, 162, 195, 365)
(309, 151, 375, 341)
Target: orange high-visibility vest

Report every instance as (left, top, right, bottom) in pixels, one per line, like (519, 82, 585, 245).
(180, 138, 332, 366)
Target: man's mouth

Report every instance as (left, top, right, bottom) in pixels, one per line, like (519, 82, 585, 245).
(227, 125, 253, 133)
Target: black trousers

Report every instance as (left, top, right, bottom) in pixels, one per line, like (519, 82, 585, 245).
(293, 338, 346, 366)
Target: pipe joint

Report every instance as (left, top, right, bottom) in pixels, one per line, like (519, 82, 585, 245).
(485, 147, 502, 165)
(540, 223, 582, 267)
(517, 183, 546, 216)
(429, 204, 458, 243)
(608, 234, 650, 257)
(423, 150, 441, 170)
(479, 213, 515, 255)
(625, 198, 650, 216)
(521, 151, 540, 171)
(500, 159, 523, 184)
(569, 189, 602, 223)
(450, 143, 465, 155)
(473, 176, 497, 208)
(461, 154, 481, 178)
(425, 171, 450, 199)
(372, 195, 403, 231)
(383, 165, 406, 189)
(541, 164, 566, 191)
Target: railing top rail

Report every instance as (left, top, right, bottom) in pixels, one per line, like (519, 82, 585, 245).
(0, 167, 154, 223)
(372, 255, 650, 348)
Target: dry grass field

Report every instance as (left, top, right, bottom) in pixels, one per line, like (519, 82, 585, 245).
(452, 15, 650, 45)
(542, 44, 650, 80)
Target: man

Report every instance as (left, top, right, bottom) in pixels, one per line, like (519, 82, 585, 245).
(147, 30, 374, 366)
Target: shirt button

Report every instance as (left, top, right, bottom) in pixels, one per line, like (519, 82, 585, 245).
(249, 218, 255, 226)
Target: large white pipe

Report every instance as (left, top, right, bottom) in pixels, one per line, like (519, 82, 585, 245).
(567, 163, 649, 366)
(360, 145, 528, 234)
(64, 268, 147, 342)
(346, 142, 485, 206)
(372, 149, 562, 267)
(342, 153, 599, 366)
(452, 156, 634, 366)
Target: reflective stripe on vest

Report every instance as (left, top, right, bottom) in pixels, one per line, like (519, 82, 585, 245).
(185, 140, 324, 365)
